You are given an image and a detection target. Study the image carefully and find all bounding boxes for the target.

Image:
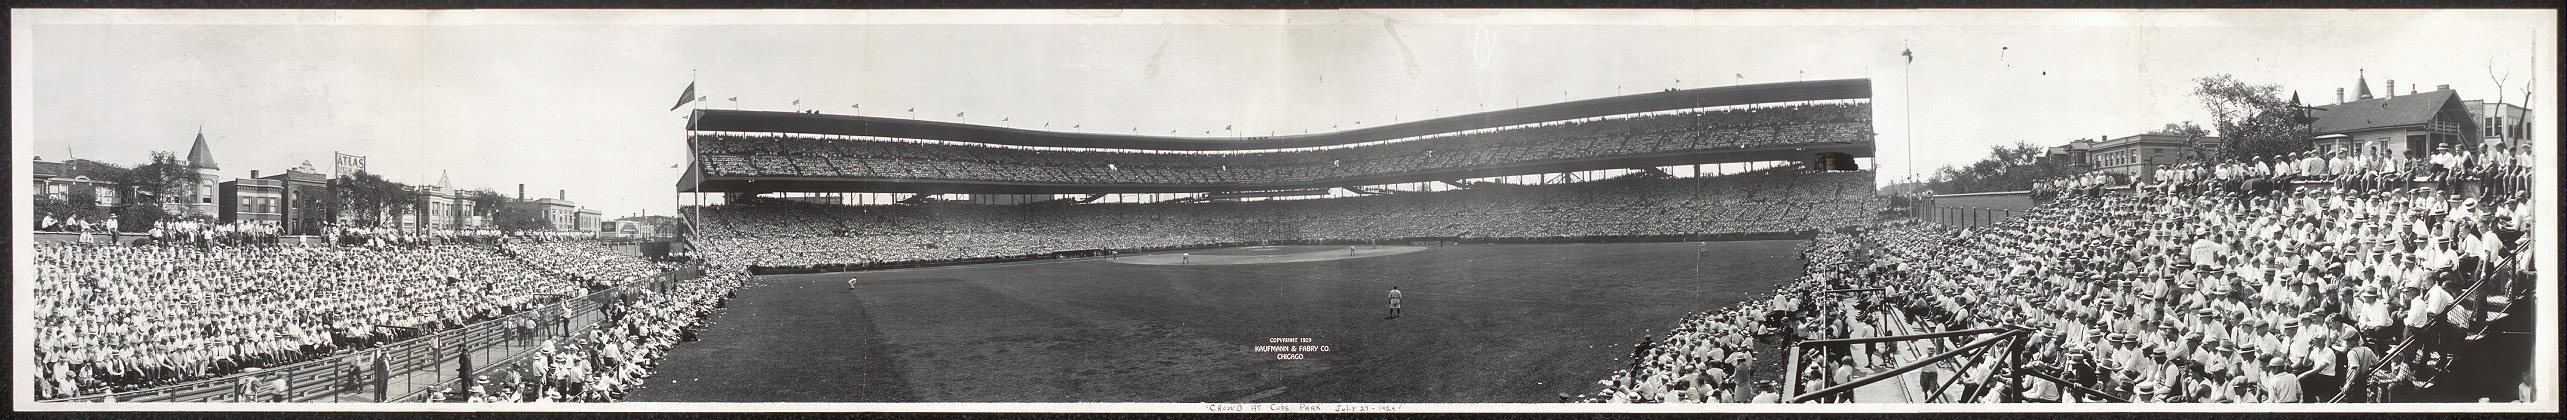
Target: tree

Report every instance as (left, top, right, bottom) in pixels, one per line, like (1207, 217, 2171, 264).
(1924, 140, 2077, 194)
(381, 185, 430, 228)
(490, 205, 552, 232)
(461, 188, 512, 219)
(331, 171, 415, 227)
(2147, 121, 2211, 138)
(2192, 74, 2311, 162)
(123, 151, 193, 211)
(111, 202, 173, 234)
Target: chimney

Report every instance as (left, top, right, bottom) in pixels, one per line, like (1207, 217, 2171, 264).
(2386, 80, 2395, 96)
(559, 190, 566, 200)
(2437, 84, 2451, 92)
(2336, 88, 2345, 104)
(251, 170, 261, 179)
(518, 184, 525, 200)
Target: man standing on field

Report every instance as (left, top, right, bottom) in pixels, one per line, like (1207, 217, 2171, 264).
(1386, 286, 1404, 319)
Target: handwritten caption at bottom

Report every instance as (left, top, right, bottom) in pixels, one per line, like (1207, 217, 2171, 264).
(1207, 403, 1398, 412)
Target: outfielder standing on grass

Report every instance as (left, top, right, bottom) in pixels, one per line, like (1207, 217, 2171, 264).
(1386, 286, 1403, 318)
(847, 277, 859, 290)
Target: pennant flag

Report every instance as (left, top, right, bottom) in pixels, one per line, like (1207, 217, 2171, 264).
(1735, 73, 1743, 79)
(956, 111, 965, 117)
(907, 107, 916, 112)
(851, 104, 860, 108)
(1044, 122, 1050, 127)
(669, 82, 697, 110)
(1073, 124, 1080, 128)
(1224, 124, 1232, 130)
(1001, 117, 1010, 122)
(792, 99, 801, 105)
(728, 96, 739, 102)
(1902, 47, 1914, 64)
(698, 96, 708, 102)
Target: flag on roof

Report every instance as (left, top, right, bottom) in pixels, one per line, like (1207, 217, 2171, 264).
(669, 82, 696, 110)
(1901, 47, 1913, 64)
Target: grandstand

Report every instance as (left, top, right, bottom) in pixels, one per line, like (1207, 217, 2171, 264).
(694, 170, 1882, 270)
(679, 79, 1882, 272)
(678, 79, 1873, 195)
(1584, 153, 2540, 404)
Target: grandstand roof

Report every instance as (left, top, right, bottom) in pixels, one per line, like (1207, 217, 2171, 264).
(687, 79, 1872, 151)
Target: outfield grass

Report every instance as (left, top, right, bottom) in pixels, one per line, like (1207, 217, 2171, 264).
(627, 241, 1804, 403)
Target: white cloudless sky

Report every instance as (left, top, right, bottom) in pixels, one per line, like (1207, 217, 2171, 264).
(13, 9, 2553, 217)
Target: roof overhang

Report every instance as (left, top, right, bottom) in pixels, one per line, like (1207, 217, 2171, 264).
(685, 79, 1872, 151)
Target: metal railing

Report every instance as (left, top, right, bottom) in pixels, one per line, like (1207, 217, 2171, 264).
(2325, 272, 2508, 403)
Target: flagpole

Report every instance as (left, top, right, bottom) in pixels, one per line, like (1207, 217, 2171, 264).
(687, 70, 704, 240)
(1904, 40, 1915, 187)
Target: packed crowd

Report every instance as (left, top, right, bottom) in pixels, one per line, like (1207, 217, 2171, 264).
(425, 263, 750, 403)
(29, 238, 675, 400)
(693, 170, 1883, 269)
(692, 103, 1871, 186)
(1575, 230, 1877, 403)
(1589, 157, 2534, 403)
(2037, 142, 2537, 200)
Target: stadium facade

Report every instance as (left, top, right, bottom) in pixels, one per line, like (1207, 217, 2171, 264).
(677, 79, 1876, 196)
(674, 80, 1886, 270)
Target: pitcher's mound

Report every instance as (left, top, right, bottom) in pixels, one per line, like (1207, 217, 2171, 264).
(1110, 245, 1429, 266)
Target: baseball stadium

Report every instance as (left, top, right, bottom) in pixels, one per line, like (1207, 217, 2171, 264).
(646, 79, 1879, 402)
(29, 76, 2540, 406)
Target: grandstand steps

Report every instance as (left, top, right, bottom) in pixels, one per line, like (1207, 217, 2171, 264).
(2414, 295, 2537, 402)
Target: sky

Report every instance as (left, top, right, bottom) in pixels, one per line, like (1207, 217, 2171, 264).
(12, 9, 2554, 217)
